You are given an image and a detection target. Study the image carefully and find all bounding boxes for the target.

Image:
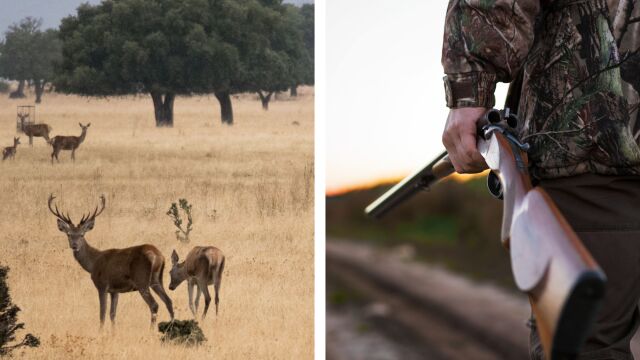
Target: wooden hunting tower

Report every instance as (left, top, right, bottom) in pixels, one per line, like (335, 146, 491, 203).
(16, 105, 36, 133)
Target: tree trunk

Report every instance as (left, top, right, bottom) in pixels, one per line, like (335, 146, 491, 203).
(214, 91, 234, 124)
(9, 80, 26, 99)
(257, 91, 273, 111)
(290, 85, 298, 97)
(151, 92, 175, 127)
(34, 80, 44, 104)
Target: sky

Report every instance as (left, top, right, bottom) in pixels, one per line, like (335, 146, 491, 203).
(0, 0, 313, 32)
(326, 1, 507, 194)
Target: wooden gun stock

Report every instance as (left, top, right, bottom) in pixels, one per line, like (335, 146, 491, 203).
(365, 109, 606, 359)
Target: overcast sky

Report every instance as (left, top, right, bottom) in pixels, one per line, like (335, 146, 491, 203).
(0, 0, 313, 32)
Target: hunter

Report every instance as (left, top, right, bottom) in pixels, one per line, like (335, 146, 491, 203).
(441, 1, 640, 359)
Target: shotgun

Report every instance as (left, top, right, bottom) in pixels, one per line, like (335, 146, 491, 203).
(365, 108, 606, 360)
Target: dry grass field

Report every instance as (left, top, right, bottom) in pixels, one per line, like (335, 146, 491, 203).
(0, 88, 314, 359)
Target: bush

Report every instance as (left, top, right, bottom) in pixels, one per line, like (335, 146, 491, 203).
(166, 199, 193, 242)
(0, 265, 40, 356)
(158, 319, 206, 346)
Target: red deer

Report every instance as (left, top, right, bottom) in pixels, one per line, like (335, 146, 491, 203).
(48, 194, 174, 327)
(18, 113, 51, 146)
(50, 123, 90, 163)
(169, 247, 225, 318)
(2, 137, 20, 160)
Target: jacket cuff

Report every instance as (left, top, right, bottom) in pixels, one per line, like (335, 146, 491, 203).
(443, 72, 497, 108)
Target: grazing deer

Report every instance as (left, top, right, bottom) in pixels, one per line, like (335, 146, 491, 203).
(50, 123, 90, 163)
(2, 137, 20, 161)
(48, 194, 174, 327)
(169, 247, 225, 318)
(18, 113, 52, 146)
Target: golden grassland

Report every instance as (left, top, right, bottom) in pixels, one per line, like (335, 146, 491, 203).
(0, 88, 314, 359)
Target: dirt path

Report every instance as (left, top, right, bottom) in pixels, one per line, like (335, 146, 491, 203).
(327, 239, 640, 359)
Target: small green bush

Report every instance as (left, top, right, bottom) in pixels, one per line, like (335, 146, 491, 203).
(166, 199, 193, 242)
(158, 320, 206, 346)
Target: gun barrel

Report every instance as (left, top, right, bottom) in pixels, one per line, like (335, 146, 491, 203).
(365, 151, 453, 218)
(365, 108, 504, 219)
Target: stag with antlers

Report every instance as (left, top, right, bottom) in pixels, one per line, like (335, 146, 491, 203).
(18, 113, 51, 146)
(49, 123, 90, 163)
(48, 194, 174, 327)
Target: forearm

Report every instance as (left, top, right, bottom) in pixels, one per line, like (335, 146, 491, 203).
(441, 0, 541, 108)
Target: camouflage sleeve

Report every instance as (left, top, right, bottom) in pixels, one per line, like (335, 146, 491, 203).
(442, 0, 541, 108)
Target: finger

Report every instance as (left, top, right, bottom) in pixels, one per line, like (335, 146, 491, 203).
(460, 132, 487, 173)
(444, 126, 471, 173)
(448, 152, 466, 173)
(452, 129, 474, 173)
(442, 130, 466, 172)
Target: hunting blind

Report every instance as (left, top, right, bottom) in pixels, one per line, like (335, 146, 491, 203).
(16, 105, 36, 132)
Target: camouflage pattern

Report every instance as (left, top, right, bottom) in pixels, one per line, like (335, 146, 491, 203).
(442, 0, 640, 179)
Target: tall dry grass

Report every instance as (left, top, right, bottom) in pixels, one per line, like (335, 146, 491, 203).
(0, 88, 314, 359)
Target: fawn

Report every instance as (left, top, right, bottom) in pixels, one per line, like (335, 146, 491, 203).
(2, 137, 20, 161)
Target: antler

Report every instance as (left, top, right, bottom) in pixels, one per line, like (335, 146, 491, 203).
(79, 195, 106, 226)
(48, 194, 74, 225)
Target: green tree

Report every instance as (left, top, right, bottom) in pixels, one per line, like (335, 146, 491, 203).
(204, 0, 249, 124)
(55, 0, 310, 125)
(0, 17, 61, 103)
(56, 0, 238, 127)
(289, 4, 314, 97)
(31, 29, 61, 103)
(246, 1, 301, 110)
(205, 0, 310, 119)
(0, 18, 39, 99)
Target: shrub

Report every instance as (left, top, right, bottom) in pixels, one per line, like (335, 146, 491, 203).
(166, 199, 193, 242)
(158, 320, 206, 346)
(0, 265, 40, 356)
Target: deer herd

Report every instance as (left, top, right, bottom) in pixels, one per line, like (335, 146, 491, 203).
(2, 112, 90, 163)
(48, 193, 226, 328)
(6, 110, 228, 330)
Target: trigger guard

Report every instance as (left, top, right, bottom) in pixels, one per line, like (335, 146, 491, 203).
(487, 171, 504, 200)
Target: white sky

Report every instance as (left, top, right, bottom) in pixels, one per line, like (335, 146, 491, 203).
(326, 1, 507, 192)
(0, 0, 312, 33)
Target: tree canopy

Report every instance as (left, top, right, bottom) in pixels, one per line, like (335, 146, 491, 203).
(241, 2, 314, 108)
(56, 0, 239, 126)
(299, 4, 314, 86)
(0, 17, 62, 102)
(55, 0, 313, 126)
(240, 1, 304, 109)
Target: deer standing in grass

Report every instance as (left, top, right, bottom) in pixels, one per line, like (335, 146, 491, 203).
(50, 123, 90, 163)
(2, 137, 20, 161)
(169, 247, 225, 319)
(48, 194, 174, 327)
(18, 113, 51, 146)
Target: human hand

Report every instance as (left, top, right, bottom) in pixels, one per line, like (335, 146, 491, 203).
(441, 107, 489, 173)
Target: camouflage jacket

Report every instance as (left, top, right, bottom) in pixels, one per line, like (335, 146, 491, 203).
(442, 0, 640, 179)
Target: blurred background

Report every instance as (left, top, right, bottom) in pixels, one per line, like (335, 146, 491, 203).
(325, 2, 638, 359)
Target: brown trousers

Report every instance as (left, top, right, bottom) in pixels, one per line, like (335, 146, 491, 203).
(530, 174, 640, 360)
